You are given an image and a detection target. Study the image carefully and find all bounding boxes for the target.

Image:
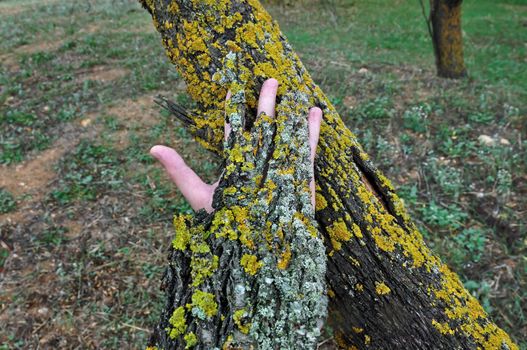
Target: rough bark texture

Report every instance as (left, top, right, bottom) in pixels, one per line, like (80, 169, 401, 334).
(430, 0, 467, 78)
(139, 0, 516, 349)
(147, 52, 327, 349)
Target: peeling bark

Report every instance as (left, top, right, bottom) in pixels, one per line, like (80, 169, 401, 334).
(139, 0, 516, 349)
(430, 0, 467, 78)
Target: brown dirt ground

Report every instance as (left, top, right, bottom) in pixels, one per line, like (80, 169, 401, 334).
(0, 86, 180, 347)
(0, 0, 58, 16)
(77, 66, 129, 83)
(14, 39, 65, 56)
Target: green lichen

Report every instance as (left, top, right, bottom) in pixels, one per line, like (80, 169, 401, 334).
(168, 306, 187, 339)
(189, 290, 217, 319)
(190, 255, 219, 287)
(184, 332, 198, 348)
(233, 309, 251, 334)
(172, 214, 191, 250)
(240, 254, 262, 275)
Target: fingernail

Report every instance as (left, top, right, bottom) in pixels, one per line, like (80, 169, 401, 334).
(149, 145, 162, 159)
(266, 78, 279, 87)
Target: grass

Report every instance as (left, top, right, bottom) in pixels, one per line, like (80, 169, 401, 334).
(0, 189, 16, 214)
(0, 0, 525, 348)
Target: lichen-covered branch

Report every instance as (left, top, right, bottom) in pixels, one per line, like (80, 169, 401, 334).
(139, 0, 517, 349)
(147, 53, 326, 349)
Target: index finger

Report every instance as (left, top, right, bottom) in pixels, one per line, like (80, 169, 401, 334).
(257, 78, 279, 117)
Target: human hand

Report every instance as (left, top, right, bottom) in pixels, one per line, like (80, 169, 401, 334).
(149, 78, 322, 213)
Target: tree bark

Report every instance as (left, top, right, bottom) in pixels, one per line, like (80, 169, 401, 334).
(139, 0, 516, 349)
(147, 53, 327, 349)
(430, 0, 467, 78)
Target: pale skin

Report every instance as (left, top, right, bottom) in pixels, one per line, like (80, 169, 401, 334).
(150, 78, 323, 213)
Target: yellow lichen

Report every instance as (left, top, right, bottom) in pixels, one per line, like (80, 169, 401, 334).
(428, 264, 518, 349)
(277, 244, 292, 270)
(326, 218, 352, 251)
(168, 306, 187, 339)
(222, 335, 234, 350)
(240, 254, 263, 275)
(189, 290, 217, 318)
(143, 0, 517, 348)
(172, 215, 191, 251)
(191, 255, 219, 287)
(184, 332, 198, 348)
(223, 186, 237, 196)
(352, 326, 363, 334)
(233, 309, 251, 334)
(431, 319, 454, 335)
(351, 223, 363, 239)
(315, 192, 328, 211)
(375, 281, 391, 295)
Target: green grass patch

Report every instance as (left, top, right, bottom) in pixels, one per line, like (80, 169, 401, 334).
(51, 140, 124, 205)
(0, 188, 16, 214)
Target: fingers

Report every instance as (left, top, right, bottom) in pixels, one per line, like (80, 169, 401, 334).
(257, 78, 279, 117)
(150, 145, 214, 213)
(308, 107, 322, 163)
(224, 122, 232, 142)
(307, 107, 323, 208)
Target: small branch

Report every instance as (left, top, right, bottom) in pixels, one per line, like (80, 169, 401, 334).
(419, 0, 434, 40)
(121, 323, 151, 332)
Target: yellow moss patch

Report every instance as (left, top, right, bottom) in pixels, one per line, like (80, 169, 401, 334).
(240, 254, 263, 275)
(233, 309, 251, 334)
(277, 244, 292, 270)
(190, 290, 217, 318)
(431, 319, 454, 335)
(168, 306, 187, 339)
(184, 332, 198, 348)
(191, 255, 219, 287)
(172, 215, 191, 251)
(430, 264, 518, 349)
(315, 192, 328, 211)
(375, 281, 391, 295)
(327, 218, 352, 251)
(352, 326, 364, 334)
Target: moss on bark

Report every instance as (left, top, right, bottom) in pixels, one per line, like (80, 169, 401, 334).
(139, 0, 516, 349)
(148, 51, 326, 349)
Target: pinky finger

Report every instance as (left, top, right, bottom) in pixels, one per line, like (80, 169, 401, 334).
(308, 107, 323, 164)
(307, 107, 323, 209)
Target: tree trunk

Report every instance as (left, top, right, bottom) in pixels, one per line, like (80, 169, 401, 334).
(430, 0, 467, 78)
(139, 0, 516, 349)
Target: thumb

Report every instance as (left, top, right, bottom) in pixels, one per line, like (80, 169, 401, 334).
(150, 145, 215, 212)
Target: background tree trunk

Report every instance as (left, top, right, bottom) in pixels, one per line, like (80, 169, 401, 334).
(430, 0, 467, 78)
(139, 0, 516, 348)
